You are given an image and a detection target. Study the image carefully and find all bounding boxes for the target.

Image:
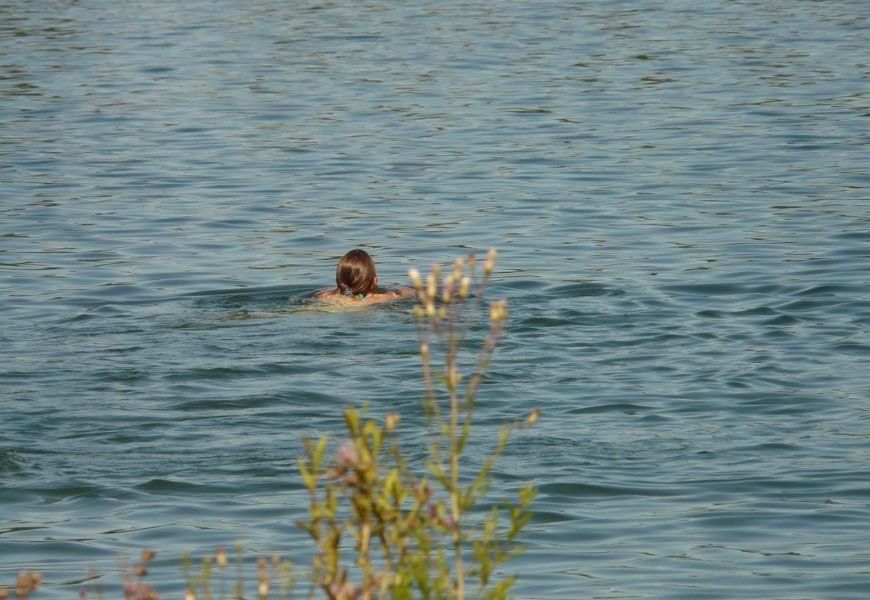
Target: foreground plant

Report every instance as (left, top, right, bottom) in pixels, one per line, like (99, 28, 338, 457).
(180, 544, 296, 600)
(298, 250, 538, 600)
(0, 571, 42, 599)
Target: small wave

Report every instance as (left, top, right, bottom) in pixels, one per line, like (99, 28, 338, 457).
(762, 314, 800, 326)
(795, 284, 854, 296)
(0, 449, 28, 473)
(538, 481, 682, 498)
(547, 282, 612, 297)
(567, 403, 651, 415)
(662, 282, 781, 297)
(134, 478, 230, 495)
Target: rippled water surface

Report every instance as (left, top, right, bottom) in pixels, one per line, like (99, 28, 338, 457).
(2, 1, 868, 598)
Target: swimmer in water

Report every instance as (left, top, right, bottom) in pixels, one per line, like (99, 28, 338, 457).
(314, 248, 414, 305)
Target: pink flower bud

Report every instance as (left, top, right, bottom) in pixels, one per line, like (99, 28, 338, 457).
(337, 444, 358, 468)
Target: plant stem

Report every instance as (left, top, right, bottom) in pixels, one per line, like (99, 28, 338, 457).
(448, 347, 464, 600)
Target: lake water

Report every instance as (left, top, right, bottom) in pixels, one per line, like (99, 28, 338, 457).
(2, 0, 868, 597)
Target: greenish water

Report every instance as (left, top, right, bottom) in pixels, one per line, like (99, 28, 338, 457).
(1, 1, 868, 598)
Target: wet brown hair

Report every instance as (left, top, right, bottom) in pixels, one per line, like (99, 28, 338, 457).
(336, 249, 378, 296)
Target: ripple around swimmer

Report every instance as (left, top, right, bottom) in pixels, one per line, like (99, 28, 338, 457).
(0, 450, 28, 474)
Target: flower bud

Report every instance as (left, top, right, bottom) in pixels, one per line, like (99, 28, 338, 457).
(526, 408, 540, 426)
(442, 274, 455, 303)
(484, 248, 497, 274)
(489, 299, 508, 321)
(408, 268, 422, 288)
(337, 444, 359, 468)
(385, 412, 400, 431)
(459, 276, 470, 299)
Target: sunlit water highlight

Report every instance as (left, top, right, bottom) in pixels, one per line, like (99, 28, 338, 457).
(1, 1, 868, 598)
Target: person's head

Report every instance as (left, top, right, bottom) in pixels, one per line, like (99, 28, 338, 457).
(336, 249, 378, 296)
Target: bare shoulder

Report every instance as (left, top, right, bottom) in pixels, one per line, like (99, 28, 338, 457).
(362, 288, 416, 305)
(313, 288, 356, 305)
(314, 288, 338, 300)
(312, 288, 414, 306)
